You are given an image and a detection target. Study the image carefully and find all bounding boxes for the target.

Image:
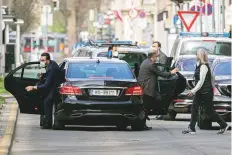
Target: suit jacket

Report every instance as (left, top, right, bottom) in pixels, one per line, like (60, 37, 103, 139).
(138, 58, 171, 98)
(37, 60, 61, 91)
(155, 50, 168, 71)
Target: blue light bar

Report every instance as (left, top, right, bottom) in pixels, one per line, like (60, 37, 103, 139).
(179, 32, 230, 38)
(95, 40, 105, 43)
(94, 40, 133, 45)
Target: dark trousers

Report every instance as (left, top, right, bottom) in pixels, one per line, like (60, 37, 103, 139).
(142, 94, 162, 112)
(142, 94, 154, 112)
(189, 92, 227, 129)
(44, 89, 56, 126)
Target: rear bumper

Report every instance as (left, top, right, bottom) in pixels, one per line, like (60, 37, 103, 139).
(56, 100, 143, 125)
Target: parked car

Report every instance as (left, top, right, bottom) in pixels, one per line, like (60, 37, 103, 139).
(170, 32, 232, 66)
(73, 41, 149, 70)
(166, 55, 231, 129)
(4, 57, 186, 130)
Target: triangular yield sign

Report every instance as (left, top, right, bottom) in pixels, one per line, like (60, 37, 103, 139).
(178, 11, 199, 32)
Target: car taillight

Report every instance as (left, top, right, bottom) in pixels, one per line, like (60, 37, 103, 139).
(59, 86, 82, 95)
(125, 86, 143, 96)
(173, 99, 185, 102)
(213, 87, 221, 96)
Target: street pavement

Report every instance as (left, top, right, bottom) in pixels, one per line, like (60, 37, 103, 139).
(10, 114, 231, 155)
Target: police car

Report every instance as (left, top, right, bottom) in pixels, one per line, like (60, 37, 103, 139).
(73, 40, 149, 69)
(170, 32, 232, 66)
(4, 56, 186, 131)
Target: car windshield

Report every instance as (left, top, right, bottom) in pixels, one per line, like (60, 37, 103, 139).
(180, 40, 231, 56)
(176, 58, 215, 71)
(213, 61, 232, 76)
(67, 62, 134, 79)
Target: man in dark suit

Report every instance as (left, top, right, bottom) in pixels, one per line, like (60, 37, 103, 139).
(152, 41, 169, 119)
(152, 41, 168, 68)
(138, 52, 178, 129)
(26, 52, 62, 129)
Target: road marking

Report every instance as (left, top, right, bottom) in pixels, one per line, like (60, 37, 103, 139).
(0, 103, 18, 155)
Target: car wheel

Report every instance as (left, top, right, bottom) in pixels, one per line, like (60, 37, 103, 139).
(40, 114, 45, 126)
(131, 119, 145, 131)
(163, 110, 177, 121)
(53, 115, 65, 130)
(116, 124, 128, 130)
(53, 104, 65, 130)
(197, 105, 212, 130)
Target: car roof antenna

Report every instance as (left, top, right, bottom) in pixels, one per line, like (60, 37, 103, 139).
(96, 59, 100, 64)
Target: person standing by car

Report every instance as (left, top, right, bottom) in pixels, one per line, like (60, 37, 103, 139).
(138, 52, 179, 130)
(152, 41, 168, 120)
(182, 48, 229, 135)
(152, 41, 168, 67)
(25, 52, 62, 129)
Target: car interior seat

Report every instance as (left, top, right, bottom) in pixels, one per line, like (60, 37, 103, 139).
(106, 68, 120, 78)
(71, 67, 86, 78)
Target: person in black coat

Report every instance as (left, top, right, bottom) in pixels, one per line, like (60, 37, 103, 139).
(182, 48, 229, 135)
(138, 52, 179, 130)
(26, 52, 62, 129)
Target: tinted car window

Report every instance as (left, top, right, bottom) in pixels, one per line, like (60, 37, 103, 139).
(180, 41, 231, 56)
(97, 52, 108, 57)
(176, 58, 215, 71)
(67, 62, 134, 79)
(75, 49, 89, 57)
(118, 53, 147, 66)
(213, 61, 232, 76)
(176, 59, 196, 71)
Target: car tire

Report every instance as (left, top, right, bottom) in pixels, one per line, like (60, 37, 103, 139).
(131, 119, 145, 131)
(116, 124, 128, 131)
(53, 104, 65, 130)
(40, 115, 45, 126)
(163, 111, 177, 121)
(53, 115, 65, 130)
(197, 105, 212, 130)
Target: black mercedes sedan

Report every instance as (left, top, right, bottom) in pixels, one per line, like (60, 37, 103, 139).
(4, 57, 186, 130)
(166, 55, 231, 123)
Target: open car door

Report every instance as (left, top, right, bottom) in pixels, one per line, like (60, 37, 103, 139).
(147, 60, 186, 115)
(4, 62, 44, 114)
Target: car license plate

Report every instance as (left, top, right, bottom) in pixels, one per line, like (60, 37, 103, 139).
(91, 90, 117, 96)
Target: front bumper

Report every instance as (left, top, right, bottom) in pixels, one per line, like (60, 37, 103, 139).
(172, 95, 231, 119)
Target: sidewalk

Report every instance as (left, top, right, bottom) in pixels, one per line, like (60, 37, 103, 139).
(0, 94, 18, 155)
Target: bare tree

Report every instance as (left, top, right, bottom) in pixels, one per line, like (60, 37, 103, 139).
(11, 0, 40, 34)
(66, 0, 78, 56)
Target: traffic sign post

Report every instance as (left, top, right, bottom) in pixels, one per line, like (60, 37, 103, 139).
(178, 11, 200, 32)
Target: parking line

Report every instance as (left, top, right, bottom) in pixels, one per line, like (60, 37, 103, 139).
(0, 103, 18, 155)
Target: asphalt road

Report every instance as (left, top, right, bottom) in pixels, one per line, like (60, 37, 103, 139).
(10, 114, 231, 155)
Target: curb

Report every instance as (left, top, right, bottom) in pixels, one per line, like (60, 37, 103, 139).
(0, 101, 19, 155)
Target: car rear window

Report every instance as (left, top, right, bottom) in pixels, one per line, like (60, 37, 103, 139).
(67, 62, 134, 79)
(213, 61, 231, 76)
(176, 58, 215, 71)
(97, 52, 108, 57)
(180, 40, 231, 56)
